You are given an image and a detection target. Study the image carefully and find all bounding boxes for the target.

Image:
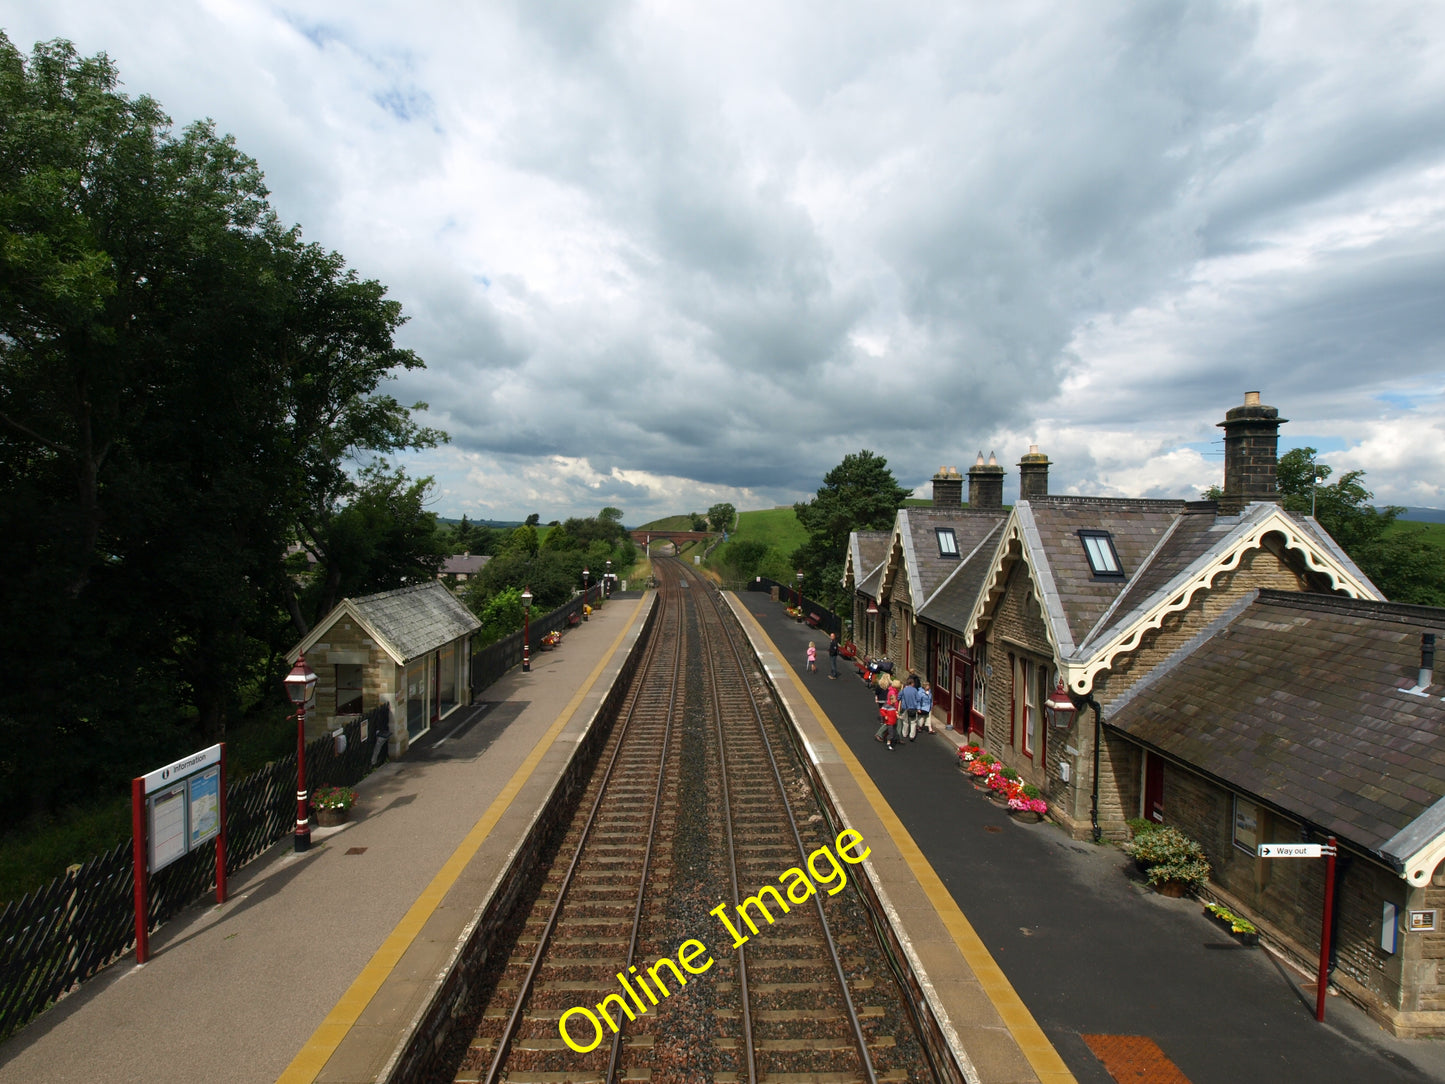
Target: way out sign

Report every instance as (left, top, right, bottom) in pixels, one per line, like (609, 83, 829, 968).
(1257, 843, 1325, 858)
(1258, 836, 1339, 1023)
(131, 744, 229, 964)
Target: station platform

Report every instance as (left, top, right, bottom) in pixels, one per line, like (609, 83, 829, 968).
(737, 590, 1445, 1084)
(4, 585, 1440, 1084)
(0, 595, 652, 1084)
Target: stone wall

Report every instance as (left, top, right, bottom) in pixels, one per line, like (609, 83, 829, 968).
(301, 619, 399, 740)
(1158, 758, 1445, 1035)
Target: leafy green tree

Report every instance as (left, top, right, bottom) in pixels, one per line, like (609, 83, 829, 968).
(792, 451, 911, 611)
(525, 513, 541, 527)
(0, 35, 443, 817)
(689, 513, 708, 531)
(599, 506, 623, 525)
(287, 463, 448, 630)
(707, 503, 737, 533)
(1273, 448, 1444, 605)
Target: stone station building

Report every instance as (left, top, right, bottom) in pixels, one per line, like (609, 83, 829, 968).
(286, 580, 481, 756)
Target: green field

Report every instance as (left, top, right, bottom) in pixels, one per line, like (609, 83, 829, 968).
(704, 507, 807, 583)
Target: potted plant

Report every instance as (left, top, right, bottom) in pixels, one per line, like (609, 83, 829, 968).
(1008, 783, 1048, 822)
(1123, 825, 1210, 897)
(311, 784, 357, 827)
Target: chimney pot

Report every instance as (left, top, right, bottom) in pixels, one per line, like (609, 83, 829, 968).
(968, 450, 1006, 509)
(1217, 392, 1287, 514)
(1018, 445, 1051, 502)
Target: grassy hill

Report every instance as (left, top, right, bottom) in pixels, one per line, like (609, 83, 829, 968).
(705, 507, 807, 583)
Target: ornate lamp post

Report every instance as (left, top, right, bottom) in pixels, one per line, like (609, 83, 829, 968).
(796, 569, 804, 611)
(521, 587, 534, 672)
(284, 655, 318, 853)
(582, 567, 590, 617)
(605, 559, 612, 596)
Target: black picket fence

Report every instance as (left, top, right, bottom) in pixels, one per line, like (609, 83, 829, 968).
(0, 705, 383, 1042)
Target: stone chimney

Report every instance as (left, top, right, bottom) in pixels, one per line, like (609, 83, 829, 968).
(1218, 391, 1286, 514)
(967, 451, 1005, 509)
(1017, 445, 1050, 502)
(931, 466, 964, 508)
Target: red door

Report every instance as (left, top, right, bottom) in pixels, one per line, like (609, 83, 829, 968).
(948, 652, 968, 733)
(1144, 753, 1165, 824)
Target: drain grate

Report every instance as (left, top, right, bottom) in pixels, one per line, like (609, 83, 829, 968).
(345, 847, 367, 855)
(984, 825, 1003, 833)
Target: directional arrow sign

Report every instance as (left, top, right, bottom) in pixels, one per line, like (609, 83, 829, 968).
(1258, 843, 1324, 858)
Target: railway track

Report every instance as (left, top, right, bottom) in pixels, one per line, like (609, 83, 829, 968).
(438, 559, 941, 1084)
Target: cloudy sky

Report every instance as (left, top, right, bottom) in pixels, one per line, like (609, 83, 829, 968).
(6, 1, 1444, 522)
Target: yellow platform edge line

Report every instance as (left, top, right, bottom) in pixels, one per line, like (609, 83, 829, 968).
(277, 599, 650, 1084)
(735, 605, 1076, 1084)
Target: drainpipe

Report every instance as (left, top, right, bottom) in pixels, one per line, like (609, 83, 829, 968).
(1086, 692, 1103, 844)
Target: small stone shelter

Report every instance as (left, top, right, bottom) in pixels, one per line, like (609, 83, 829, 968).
(287, 581, 481, 755)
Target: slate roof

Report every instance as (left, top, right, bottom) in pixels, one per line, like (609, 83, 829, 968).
(1018, 497, 1190, 649)
(1105, 589, 1445, 861)
(441, 553, 490, 577)
(846, 531, 892, 598)
(975, 497, 1382, 692)
(291, 580, 481, 666)
(896, 511, 1008, 634)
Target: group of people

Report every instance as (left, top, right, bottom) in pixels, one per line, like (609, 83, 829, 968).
(800, 633, 933, 751)
(871, 673, 933, 749)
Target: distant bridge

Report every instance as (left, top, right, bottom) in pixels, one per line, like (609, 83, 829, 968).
(630, 530, 715, 550)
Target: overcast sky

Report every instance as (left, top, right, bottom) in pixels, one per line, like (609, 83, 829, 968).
(6, 2, 1444, 522)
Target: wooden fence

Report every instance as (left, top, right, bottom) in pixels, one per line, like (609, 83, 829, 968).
(0, 705, 382, 1042)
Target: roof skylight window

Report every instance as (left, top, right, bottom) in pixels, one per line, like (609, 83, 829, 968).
(936, 528, 959, 558)
(1079, 530, 1123, 577)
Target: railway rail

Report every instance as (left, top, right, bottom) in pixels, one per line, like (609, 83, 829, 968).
(437, 559, 943, 1084)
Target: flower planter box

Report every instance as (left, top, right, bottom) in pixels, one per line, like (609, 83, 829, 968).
(1204, 904, 1259, 945)
(1009, 808, 1044, 823)
(1154, 878, 1190, 898)
(315, 807, 350, 828)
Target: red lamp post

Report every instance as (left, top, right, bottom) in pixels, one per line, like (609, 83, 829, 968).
(582, 567, 590, 616)
(522, 587, 534, 673)
(284, 655, 318, 853)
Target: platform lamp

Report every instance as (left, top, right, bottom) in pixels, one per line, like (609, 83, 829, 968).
(605, 558, 612, 596)
(582, 567, 590, 617)
(521, 587, 534, 672)
(796, 569, 804, 611)
(1044, 677, 1077, 728)
(866, 598, 879, 655)
(284, 655, 318, 853)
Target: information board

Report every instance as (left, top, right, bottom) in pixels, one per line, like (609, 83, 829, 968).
(148, 781, 189, 872)
(187, 765, 221, 850)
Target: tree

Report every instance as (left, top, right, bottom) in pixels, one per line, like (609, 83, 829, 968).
(707, 503, 737, 534)
(288, 463, 448, 630)
(1273, 448, 1444, 605)
(792, 451, 911, 611)
(0, 36, 445, 816)
(689, 512, 707, 531)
